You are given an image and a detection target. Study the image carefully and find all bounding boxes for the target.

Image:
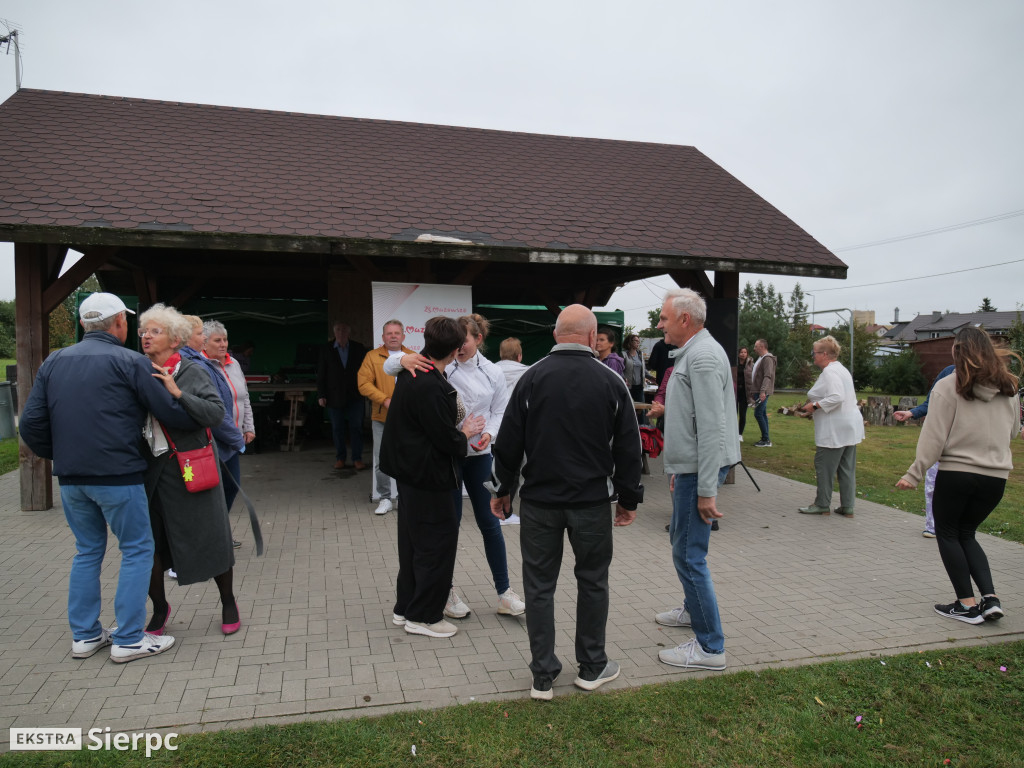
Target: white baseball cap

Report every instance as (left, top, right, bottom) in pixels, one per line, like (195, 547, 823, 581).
(79, 293, 135, 322)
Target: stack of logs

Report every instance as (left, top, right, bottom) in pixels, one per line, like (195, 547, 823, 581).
(777, 396, 919, 426)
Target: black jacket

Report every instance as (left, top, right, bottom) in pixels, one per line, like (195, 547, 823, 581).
(19, 332, 198, 485)
(492, 344, 644, 510)
(379, 366, 468, 492)
(316, 339, 367, 408)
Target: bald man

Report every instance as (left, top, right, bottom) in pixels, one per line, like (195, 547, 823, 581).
(490, 304, 644, 700)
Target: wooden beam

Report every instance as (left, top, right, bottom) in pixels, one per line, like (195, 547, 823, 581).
(169, 277, 209, 309)
(44, 244, 69, 284)
(713, 270, 739, 300)
(41, 247, 117, 314)
(451, 261, 489, 286)
(341, 253, 384, 282)
(14, 243, 53, 511)
(668, 269, 714, 297)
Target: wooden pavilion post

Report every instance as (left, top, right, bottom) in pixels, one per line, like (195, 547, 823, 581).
(14, 243, 53, 510)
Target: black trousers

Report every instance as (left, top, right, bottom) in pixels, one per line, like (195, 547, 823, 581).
(519, 500, 613, 681)
(394, 482, 460, 624)
(933, 470, 1005, 599)
(736, 386, 747, 436)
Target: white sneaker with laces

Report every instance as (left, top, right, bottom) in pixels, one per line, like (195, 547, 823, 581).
(444, 587, 471, 618)
(654, 606, 691, 627)
(71, 626, 116, 658)
(374, 499, 393, 516)
(499, 513, 521, 526)
(110, 632, 176, 663)
(659, 638, 726, 670)
(392, 613, 406, 626)
(497, 588, 526, 616)
(405, 619, 457, 638)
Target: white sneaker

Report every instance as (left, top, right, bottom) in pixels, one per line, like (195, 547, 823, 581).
(110, 632, 176, 663)
(497, 588, 526, 616)
(392, 613, 406, 626)
(659, 638, 726, 670)
(374, 499, 393, 516)
(654, 606, 691, 627)
(738, 435, 744, 442)
(165, 569, 177, 579)
(404, 619, 457, 638)
(444, 587, 471, 619)
(499, 513, 521, 526)
(71, 626, 116, 658)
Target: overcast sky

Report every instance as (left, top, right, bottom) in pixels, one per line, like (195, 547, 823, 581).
(1, 1, 1021, 332)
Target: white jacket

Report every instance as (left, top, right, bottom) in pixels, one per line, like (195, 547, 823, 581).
(807, 361, 864, 449)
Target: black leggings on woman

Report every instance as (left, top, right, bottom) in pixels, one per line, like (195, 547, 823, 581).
(932, 470, 1005, 600)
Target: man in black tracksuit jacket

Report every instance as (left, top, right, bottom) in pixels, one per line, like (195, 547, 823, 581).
(490, 304, 643, 700)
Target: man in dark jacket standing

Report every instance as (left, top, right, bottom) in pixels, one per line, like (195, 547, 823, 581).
(19, 293, 197, 663)
(490, 304, 644, 700)
(317, 322, 368, 470)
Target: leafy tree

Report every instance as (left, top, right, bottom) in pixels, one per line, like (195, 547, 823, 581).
(1006, 308, 1024, 378)
(739, 280, 792, 380)
(638, 306, 663, 338)
(0, 300, 15, 358)
(872, 347, 928, 395)
(788, 283, 809, 326)
(978, 298, 997, 312)
(823, 321, 879, 390)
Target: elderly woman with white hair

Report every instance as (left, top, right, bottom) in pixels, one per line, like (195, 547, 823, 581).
(141, 304, 241, 636)
(203, 320, 255, 516)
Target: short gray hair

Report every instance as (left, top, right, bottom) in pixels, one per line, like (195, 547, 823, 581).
(138, 303, 192, 350)
(383, 319, 404, 333)
(664, 288, 706, 325)
(203, 320, 228, 340)
(81, 315, 119, 333)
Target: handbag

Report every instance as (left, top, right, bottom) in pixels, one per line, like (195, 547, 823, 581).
(160, 425, 220, 493)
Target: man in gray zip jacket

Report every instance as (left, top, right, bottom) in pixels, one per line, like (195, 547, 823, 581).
(653, 288, 741, 672)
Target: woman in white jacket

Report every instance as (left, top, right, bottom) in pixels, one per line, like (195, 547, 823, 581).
(386, 314, 525, 619)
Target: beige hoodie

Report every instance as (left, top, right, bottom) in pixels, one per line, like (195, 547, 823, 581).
(900, 375, 1021, 487)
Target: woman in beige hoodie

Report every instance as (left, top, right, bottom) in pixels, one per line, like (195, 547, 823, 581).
(897, 327, 1021, 625)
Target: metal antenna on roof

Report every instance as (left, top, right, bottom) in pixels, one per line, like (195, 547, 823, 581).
(0, 19, 23, 90)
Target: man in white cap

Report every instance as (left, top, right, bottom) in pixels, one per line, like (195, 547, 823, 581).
(20, 293, 198, 663)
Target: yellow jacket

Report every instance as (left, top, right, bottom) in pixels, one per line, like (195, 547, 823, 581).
(357, 345, 414, 423)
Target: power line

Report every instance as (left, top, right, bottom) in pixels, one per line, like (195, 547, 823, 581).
(835, 208, 1024, 252)
(805, 257, 1024, 293)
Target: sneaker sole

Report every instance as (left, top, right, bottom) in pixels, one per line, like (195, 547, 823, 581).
(110, 636, 175, 663)
(443, 608, 470, 619)
(497, 605, 526, 616)
(654, 616, 690, 628)
(934, 607, 984, 625)
(530, 686, 554, 701)
(71, 641, 111, 659)
(392, 615, 406, 626)
(573, 667, 620, 691)
(982, 608, 1004, 621)
(404, 622, 457, 638)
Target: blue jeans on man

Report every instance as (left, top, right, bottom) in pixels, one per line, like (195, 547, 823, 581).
(328, 399, 364, 463)
(753, 397, 770, 442)
(61, 483, 153, 646)
(669, 466, 730, 655)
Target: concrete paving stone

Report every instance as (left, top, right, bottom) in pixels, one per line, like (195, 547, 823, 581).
(2, 448, 1022, 746)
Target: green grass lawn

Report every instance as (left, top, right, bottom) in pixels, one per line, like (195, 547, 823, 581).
(3, 641, 1021, 767)
(742, 397, 1024, 545)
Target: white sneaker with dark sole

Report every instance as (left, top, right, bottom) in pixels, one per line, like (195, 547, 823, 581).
(404, 619, 457, 638)
(110, 632, 175, 663)
(71, 627, 116, 659)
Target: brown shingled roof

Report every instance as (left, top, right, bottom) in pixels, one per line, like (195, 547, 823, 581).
(0, 89, 844, 275)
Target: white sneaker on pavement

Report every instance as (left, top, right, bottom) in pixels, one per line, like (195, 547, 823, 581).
(499, 513, 521, 526)
(497, 588, 526, 616)
(658, 638, 726, 670)
(71, 626, 116, 658)
(374, 499, 393, 516)
(654, 606, 691, 627)
(444, 587, 471, 619)
(110, 632, 176, 663)
(404, 619, 458, 638)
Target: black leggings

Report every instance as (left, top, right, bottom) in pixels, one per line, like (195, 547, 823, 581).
(932, 470, 1005, 600)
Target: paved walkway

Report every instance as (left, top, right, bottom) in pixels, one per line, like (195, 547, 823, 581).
(1, 446, 1022, 748)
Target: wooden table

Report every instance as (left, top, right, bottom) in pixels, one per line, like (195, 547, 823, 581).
(247, 383, 318, 451)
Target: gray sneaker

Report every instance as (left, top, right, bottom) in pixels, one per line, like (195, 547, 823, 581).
(404, 619, 458, 638)
(659, 638, 726, 671)
(574, 660, 620, 691)
(71, 626, 116, 659)
(655, 606, 691, 627)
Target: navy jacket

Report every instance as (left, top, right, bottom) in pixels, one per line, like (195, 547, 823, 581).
(317, 339, 367, 409)
(180, 345, 245, 461)
(19, 332, 198, 485)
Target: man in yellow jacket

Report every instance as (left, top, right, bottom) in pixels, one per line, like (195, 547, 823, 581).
(357, 319, 415, 515)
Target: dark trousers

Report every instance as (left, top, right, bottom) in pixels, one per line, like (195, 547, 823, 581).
(519, 500, 612, 681)
(736, 387, 747, 436)
(327, 400, 364, 462)
(394, 482, 460, 624)
(222, 452, 241, 512)
(933, 470, 1005, 599)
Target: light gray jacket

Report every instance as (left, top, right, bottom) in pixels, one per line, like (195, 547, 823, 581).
(662, 328, 742, 497)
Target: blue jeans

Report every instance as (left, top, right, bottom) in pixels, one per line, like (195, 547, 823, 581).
(61, 483, 154, 645)
(327, 400, 364, 462)
(753, 398, 770, 441)
(669, 466, 730, 654)
(452, 453, 510, 594)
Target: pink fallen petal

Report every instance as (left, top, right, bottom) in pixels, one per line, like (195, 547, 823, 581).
(855, 716, 862, 723)
(1000, 666, 1007, 672)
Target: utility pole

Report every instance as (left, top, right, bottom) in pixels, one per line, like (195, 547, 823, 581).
(1, 21, 22, 90)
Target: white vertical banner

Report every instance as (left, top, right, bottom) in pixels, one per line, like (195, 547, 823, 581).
(367, 282, 473, 501)
(370, 282, 473, 352)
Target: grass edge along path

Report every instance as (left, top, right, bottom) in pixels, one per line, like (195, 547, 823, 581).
(3, 640, 1022, 768)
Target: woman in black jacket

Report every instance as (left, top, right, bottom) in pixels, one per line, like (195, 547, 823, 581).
(380, 317, 484, 639)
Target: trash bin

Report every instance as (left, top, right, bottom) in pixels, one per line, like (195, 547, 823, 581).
(0, 381, 16, 439)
